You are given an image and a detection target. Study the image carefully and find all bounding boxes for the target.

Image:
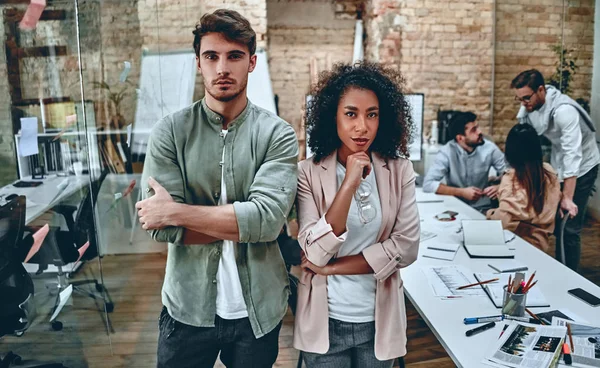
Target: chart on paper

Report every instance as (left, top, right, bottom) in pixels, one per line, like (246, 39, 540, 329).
(422, 265, 487, 298)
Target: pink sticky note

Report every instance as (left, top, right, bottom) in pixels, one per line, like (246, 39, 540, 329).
(24, 224, 49, 263)
(76, 241, 90, 263)
(19, 0, 47, 31)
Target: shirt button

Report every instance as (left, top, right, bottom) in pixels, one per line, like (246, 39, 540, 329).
(216, 251, 221, 256)
(213, 192, 220, 198)
(219, 132, 225, 138)
(219, 162, 223, 167)
(212, 279, 217, 284)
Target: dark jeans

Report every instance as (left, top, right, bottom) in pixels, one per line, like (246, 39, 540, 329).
(302, 318, 394, 368)
(157, 307, 282, 368)
(554, 165, 598, 272)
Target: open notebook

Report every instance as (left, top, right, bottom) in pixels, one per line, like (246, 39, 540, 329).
(474, 273, 550, 308)
(462, 220, 514, 258)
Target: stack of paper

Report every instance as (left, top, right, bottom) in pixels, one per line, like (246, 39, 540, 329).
(422, 243, 460, 261)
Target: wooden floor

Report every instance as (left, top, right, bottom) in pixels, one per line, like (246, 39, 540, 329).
(2, 216, 599, 368)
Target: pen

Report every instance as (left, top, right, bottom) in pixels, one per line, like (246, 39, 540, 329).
(499, 324, 509, 338)
(463, 315, 503, 325)
(567, 323, 574, 351)
(457, 278, 499, 290)
(525, 308, 546, 325)
(523, 280, 538, 293)
(466, 321, 496, 337)
(427, 246, 455, 253)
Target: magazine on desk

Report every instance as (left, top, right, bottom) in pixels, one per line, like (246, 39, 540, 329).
(552, 317, 600, 367)
(484, 322, 566, 368)
(474, 273, 550, 308)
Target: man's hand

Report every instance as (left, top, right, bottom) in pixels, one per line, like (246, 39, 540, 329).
(460, 187, 483, 201)
(483, 185, 499, 200)
(135, 177, 177, 230)
(301, 251, 331, 276)
(560, 197, 578, 219)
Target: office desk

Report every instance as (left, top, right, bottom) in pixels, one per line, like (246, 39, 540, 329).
(0, 175, 90, 224)
(403, 189, 600, 368)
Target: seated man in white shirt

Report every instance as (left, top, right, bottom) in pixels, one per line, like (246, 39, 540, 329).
(512, 69, 600, 272)
(423, 111, 507, 212)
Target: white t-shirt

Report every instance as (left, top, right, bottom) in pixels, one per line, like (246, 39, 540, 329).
(327, 162, 382, 323)
(216, 130, 248, 319)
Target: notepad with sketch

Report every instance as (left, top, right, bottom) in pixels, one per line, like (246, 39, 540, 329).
(474, 273, 550, 308)
(462, 220, 514, 258)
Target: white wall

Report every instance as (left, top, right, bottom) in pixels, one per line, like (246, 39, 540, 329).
(588, 3, 600, 220)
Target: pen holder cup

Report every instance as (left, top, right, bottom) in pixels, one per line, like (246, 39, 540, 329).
(502, 285, 527, 317)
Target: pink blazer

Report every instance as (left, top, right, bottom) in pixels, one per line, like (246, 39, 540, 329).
(293, 152, 420, 360)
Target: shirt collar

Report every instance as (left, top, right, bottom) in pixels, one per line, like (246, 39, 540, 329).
(450, 139, 479, 157)
(201, 98, 252, 130)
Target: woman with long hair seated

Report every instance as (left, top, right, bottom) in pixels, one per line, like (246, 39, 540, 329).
(293, 62, 420, 367)
(486, 123, 561, 251)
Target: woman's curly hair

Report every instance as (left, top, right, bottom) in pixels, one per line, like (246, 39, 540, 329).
(306, 61, 414, 163)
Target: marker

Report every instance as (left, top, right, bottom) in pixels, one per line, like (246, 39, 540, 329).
(503, 315, 530, 323)
(562, 343, 572, 365)
(463, 315, 503, 325)
(466, 321, 496, 337)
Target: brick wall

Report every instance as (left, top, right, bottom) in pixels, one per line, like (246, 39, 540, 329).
(365, 0, 495, 140)
(492, 0, 595, 143)
(364, 0, 595, 145)
(267, 0, 356, 135)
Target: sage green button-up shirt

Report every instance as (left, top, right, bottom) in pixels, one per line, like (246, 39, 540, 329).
(141, 99, 299, 338)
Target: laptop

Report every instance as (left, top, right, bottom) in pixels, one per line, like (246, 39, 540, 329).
(462, 220, 514, 259)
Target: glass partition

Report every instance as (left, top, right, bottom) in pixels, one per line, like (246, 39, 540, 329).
(0, 1, 596, 367)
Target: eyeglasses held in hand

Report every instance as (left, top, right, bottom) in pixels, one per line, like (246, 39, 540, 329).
(354, 180, 377, 224)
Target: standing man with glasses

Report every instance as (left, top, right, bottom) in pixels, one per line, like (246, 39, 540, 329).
(135, 9, 298, 368)
(512, 69, 599, 271)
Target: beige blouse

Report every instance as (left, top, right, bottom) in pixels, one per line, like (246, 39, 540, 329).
(486, 163, 561, 251)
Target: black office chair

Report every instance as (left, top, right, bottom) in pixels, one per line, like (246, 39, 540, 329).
(555, 213, 570, 266)
(0, 196, 68, 368)
(0, 195, 35, 338)
(27, 170, 113, 331)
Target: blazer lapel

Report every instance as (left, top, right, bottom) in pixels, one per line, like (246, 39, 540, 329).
(373, 154, 391, 242)
(318, 152, 338, 211)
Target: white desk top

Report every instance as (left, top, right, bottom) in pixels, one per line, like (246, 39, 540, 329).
(403, 189, 600, 368)
(0, 175, 90, 224)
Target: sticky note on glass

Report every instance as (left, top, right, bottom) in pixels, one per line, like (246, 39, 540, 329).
(120, 61, 132, 82)
(19, 117, 39, 157)
(19, 0, 47, 30)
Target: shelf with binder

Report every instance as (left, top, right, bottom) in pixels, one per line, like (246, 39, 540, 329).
(14, 129, 132, 179)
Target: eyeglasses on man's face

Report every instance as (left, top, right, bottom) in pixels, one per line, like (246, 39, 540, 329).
(514, 92, 536, 103)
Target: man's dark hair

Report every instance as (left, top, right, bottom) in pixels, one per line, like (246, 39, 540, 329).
(449, 111, 477, 140)
(193, 9, 256, 57)
(511, 69, 545, 91)
(306, 62, 414, 162)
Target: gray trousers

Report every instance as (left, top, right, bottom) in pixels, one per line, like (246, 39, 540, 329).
(302, 318, 395, 368)
(555, 164, 598, 272)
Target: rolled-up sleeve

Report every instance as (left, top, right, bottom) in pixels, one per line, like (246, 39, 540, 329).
(296, 163, 348, 267)
(233, 125, 299, 243)
(362, 163, 420, 281)
(555, 105, 583, 179)
(141, 118, 186, 246)
(422, 150, 450, 193)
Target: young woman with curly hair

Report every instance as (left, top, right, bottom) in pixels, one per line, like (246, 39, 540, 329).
(293, 62, 420, 367)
